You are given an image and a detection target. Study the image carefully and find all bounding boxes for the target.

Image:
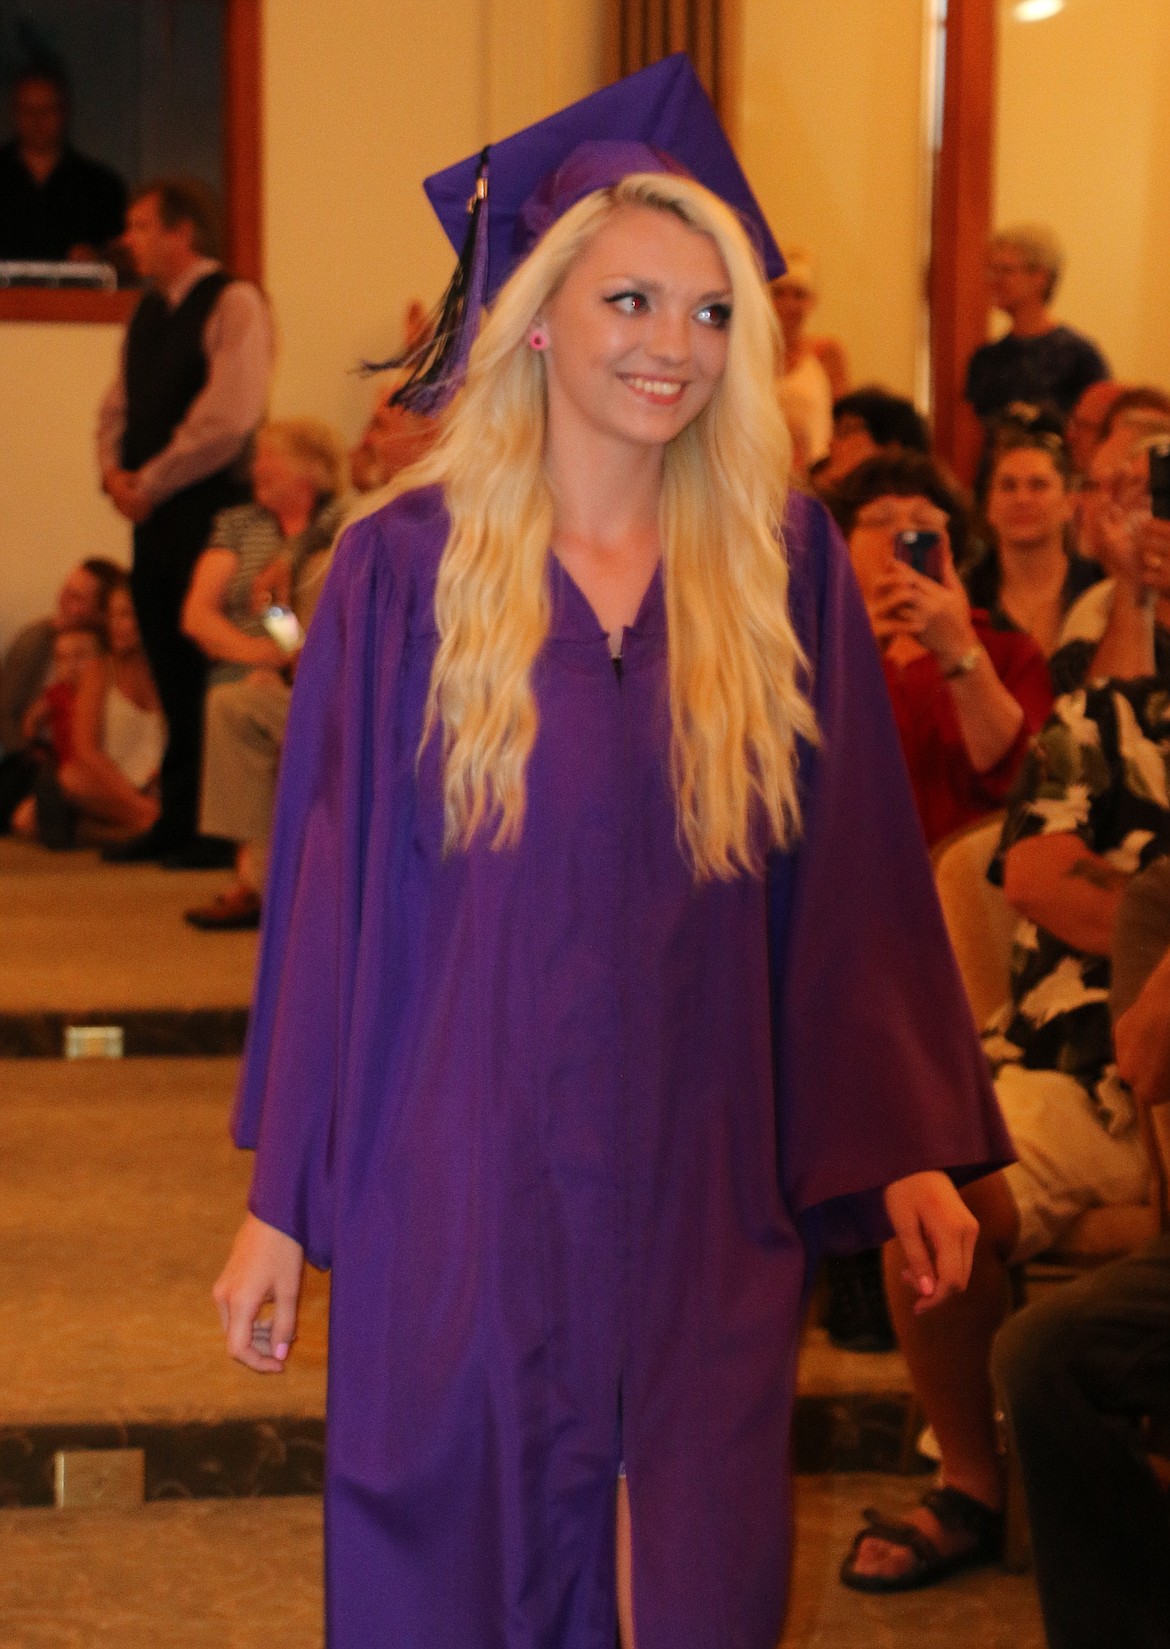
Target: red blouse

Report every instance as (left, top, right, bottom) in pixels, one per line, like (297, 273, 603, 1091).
(882, 611, 1053, 848)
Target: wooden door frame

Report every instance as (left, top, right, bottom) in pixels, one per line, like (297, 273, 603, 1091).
(929, 0, 997, 482)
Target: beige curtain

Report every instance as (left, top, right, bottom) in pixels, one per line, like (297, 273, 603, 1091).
(603, 0, 728, 120)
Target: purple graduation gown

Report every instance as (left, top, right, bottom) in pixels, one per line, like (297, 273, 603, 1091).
(234, 485, 1011, 1649)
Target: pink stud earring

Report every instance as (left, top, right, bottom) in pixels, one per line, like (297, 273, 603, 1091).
(528, 329, 548, 351)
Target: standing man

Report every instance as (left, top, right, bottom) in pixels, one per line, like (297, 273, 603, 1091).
(965, 225, 1109, 426)
(97, 179, 273, 863)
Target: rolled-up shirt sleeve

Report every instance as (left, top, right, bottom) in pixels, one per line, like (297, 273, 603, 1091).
(96, 352, 128, 481)
(135, 282, 273, 507)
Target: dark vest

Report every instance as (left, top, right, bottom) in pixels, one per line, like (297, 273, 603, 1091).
(121, 269, 235, 472)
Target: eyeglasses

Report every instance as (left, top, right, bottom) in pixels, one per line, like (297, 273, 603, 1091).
(854, 500, 949, 534)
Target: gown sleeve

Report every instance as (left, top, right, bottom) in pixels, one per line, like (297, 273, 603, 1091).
(768, 496, 1015, 1257)
(230, 501, 417, 1269)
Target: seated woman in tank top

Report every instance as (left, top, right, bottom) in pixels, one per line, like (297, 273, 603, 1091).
(13, 576, 166, 848)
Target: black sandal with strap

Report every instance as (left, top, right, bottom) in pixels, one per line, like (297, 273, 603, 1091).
(839, 1484, 1004, 1593)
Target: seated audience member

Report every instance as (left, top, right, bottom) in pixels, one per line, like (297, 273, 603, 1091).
(181, 418, 349, 688)
(814, 386, 930, 490)
(179, 419, 350, 929)
(1053, 434, 1170, 693)
(0, 557, 123, 755)
(963, 430, 1103, 653)
(1065, 379, 1128, 479)
(827, 451, 1052, 848)
(349, 388, 437, 493)
(14, 580, 164, 848)
(840, 681, 1165, 1594)
(992, 858, 1170, 1649)
(770, 251, 838, 475)
(182, 539, 341, 932)
(970, 398, 1067, 516)
(0, 64, 127, 264)
(1099, 383, 1170, 448)
(347, 299, 439, 493)
(965, 225, 1109, 426)
(2, 625, 103, 833)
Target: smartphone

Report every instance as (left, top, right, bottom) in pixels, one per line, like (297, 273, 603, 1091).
(261, 603, 304, 655)
(895, 528, 943, 582)
(1149, 439, 1170, 521)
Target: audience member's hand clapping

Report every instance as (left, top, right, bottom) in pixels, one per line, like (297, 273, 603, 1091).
(1133, 515, 1170, 597)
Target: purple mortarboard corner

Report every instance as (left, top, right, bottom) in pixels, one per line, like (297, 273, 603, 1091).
(388, 54, 783, 412)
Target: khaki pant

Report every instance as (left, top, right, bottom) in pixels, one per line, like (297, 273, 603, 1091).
(199, 674, 291, 873)
(996, 1064, 1151, 1262)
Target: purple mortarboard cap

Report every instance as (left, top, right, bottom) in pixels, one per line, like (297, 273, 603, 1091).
(388, 54, 782, 412)
(425, 54, 782, 303)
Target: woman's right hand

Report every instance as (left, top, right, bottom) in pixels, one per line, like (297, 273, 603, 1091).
(213, 1213, 304, 1373)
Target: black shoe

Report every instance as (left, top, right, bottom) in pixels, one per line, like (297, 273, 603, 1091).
(823, 1249, 897, 1353)
(161, 835, 236, 871)
(34, 769, 77, 851)
(101, 824, 174, 863)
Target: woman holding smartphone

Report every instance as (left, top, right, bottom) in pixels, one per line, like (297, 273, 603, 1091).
(180, 417, 349, 928)
(212, 60, 1012, 1649)
(828, 449, 1054, 849)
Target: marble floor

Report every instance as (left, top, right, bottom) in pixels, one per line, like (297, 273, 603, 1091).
(0, 840, 1048, 1646)
(0, 839, 256, 1015)
(0, 1475, 1045, 1649)
(0, 1057, 328, 1431)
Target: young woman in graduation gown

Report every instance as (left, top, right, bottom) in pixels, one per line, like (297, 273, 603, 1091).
(214, 61, 1011, 1649)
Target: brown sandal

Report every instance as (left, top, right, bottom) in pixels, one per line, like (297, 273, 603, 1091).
(184, 885, 262, 931)
(839, 1485, 1004, 1593)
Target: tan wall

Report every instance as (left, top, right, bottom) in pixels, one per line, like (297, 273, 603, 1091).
(0, 0, 604, 656)
(736, 0, 929, 400)
(0, 325, 132, 656)
(995, 0, 1170, 386)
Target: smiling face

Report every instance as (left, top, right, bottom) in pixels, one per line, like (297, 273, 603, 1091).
(537, 203, 732, 455)
(986, 446, 1071, 551)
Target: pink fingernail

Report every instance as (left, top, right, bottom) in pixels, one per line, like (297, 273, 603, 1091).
(275, 1342, 290, 1361)
(918, 1276, 935, 1296)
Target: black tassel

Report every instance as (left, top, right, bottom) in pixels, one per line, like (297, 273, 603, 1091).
(360, 148, 491, 415)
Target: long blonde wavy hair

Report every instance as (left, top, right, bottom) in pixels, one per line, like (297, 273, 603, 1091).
(390, 171, 817, 879)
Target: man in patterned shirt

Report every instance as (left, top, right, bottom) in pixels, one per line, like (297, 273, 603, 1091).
(842, 679, 1167, 1593)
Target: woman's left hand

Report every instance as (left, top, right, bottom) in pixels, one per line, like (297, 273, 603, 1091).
(882, 1170, 979, 1313)
(870, 539, 978, 673)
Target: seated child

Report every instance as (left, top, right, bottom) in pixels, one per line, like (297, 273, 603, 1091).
(6, 625, 104, 839)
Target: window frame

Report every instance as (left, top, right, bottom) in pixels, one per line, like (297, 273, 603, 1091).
(0, 0, 261, 324)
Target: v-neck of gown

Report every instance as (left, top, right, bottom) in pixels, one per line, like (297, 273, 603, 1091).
(547, 554, 666, 662)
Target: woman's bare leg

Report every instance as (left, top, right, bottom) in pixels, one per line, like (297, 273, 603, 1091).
(847, 1172, 1019, 1581)
(616, 1476, 636, 1648)
(58, 760, 158, 835)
